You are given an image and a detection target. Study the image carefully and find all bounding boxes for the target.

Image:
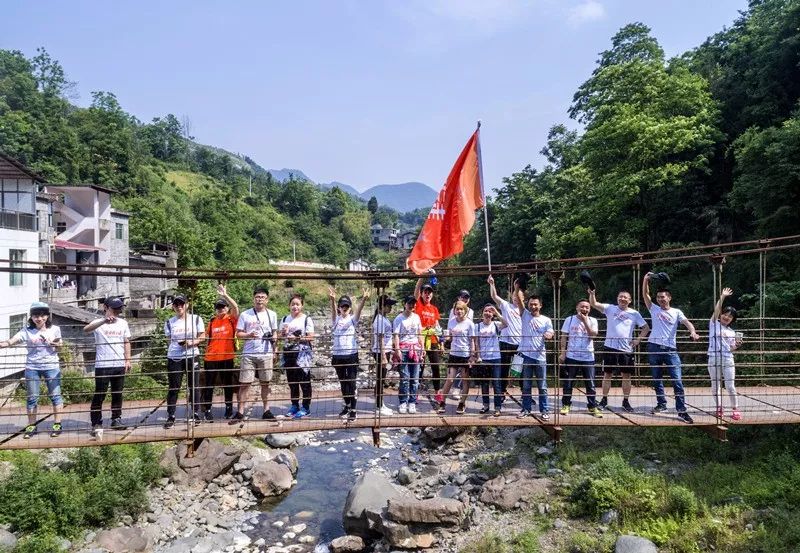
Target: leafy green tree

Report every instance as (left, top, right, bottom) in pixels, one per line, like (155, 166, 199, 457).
(367, 195, 378, 214)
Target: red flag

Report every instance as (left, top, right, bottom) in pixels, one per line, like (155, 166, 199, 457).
(407, 129, 484, 275)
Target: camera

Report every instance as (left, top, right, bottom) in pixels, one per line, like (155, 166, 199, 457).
(514, 272, 531, 291)
(292, 329, 303, 337)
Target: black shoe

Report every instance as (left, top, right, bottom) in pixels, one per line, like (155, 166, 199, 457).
(599, 396, 608, 409)
(348, 409, 357, 422)
(678, 412, 694, 424)
(204, 410, 214, 422)
(224, 406, 234, 419)
(262, 410, 276, 420)
(110, 418, 127, 430)
(163, 417, 176, 429)
(192, 413, 202, 425)
(651, 404, 667, 414)
(622, 399, 634, 412)
(228, 412, 245, 425)
(339, 406, 350, 419)
(479, 406, 490, 414)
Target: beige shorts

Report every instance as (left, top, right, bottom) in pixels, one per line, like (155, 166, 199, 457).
(240, 355, 274, 384)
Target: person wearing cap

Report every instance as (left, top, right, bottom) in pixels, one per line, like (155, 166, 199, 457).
(414, 278, 443, 395)
(163, 294, 205, 428)
(279, 294, 315, 419)
(371, 294, 397, 417)
(447, 290, 474, 400)
(231, 287, 278, 423)
(329, 286, 370, 421)
(0, 302, 64, 438)
(488, 275, 523, 403)
(83, 297, 132, 434)
(643, 272, 700, 424)
(392, 295, 424, 414)
(202, 284, 240, 421)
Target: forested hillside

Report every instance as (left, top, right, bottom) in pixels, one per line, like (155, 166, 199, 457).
(0, 48, 383, 269)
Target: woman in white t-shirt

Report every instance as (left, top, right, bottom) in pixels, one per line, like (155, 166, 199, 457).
(0, 302, 64, 439)
(329, 286, 369, 421)
(438, 301, 478, 414)
(280, 294, 316, 419)
(708, 287, 742, 420)
(474, 304, 507, 416)
(371, 295, 398, 416)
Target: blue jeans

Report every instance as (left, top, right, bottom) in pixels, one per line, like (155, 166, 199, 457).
(475, 361, 503, 409)
(647, 343, 686, 412)
(398, 352, 420, 405)
(25, 367, 63, 410)
(521, 356, 548, 413)
(561, 358, 597, 408)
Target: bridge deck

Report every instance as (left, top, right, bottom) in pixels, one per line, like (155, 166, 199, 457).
(1, 385, 798, 449)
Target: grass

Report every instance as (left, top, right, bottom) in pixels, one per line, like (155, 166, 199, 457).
(461, 529, 541, 553)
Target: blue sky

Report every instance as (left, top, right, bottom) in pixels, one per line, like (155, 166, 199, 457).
(4, 1, 746, 194)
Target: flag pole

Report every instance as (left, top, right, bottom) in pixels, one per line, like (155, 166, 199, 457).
(477, 120, 492, 272)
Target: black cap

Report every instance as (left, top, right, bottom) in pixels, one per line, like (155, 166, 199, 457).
(404, 295, 417, 305)
(579, 270, 596, 292)
(421, 283, 434, 292)
(338, 295, 352, 308)
(457, 289, 471, 300)
(172, 295, 187, 305)
(378, 294, 397, 306)
(105, 297, 125, 310)
(214, 298, 228, 309)
(653, 271, 671, 284)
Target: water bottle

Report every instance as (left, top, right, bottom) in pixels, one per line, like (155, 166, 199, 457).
(428, 269, 438, 287)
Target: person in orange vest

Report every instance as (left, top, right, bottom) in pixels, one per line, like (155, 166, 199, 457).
(202, 284, 240, 421)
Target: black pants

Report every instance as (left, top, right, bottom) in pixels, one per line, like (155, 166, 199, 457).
(332, 353, 359, 410)
(561, 358, 598, 408)
(499, 342, 518, 394)
(373, 351, 390, 408)
(425, 347, 443, 391)
(202, 359, 236, 412)
(284, 351, 312, 410)
(90, 366, 125, 425)
(167, 357, 200, 417)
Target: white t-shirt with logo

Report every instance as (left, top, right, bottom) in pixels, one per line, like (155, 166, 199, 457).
(393, 312, 422, 349)
(237, 308, 277, 355)
(372, 314, 393, 353)
(448, 307, 475, 322)
(598, 304, 647, 352)
(561, 315, 598, 362)
(331, 314, 358, 356)
(93, 318, 131, 369)
(648, 305, 686, 349)
(497, 298, 521, 346)
(13, 326, 62, 370)
(708, 321, 735, 359)
(519, 312, 553, 361)
(447, 318, 476, 358)
(165, 314, 204, 359)
(476, 321, 502, 361)
(281, 313, 314, 347)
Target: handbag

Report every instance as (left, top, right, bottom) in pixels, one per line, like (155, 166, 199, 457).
(509, 354, 524, 378)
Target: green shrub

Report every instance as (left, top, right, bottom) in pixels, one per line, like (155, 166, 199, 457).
(509, 529, 540, 553)
(14, 532, 64, 553)
(664, 485, 699, 518)
(568, 531, 613, 553)
(461, 533, 510, 553)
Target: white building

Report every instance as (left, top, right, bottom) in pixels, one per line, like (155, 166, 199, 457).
(398, 230, 417, 250)
(370, 224, 398, 249)
(0, 154, 46, 378)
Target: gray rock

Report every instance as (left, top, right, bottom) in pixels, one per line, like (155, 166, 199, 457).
(381, 520, 417, 549)
(329, 535, 365, 553)
(386, 497, 465, 525)
(0, 529, 16, 550)
(273, 449, 299, 475)
(615, 535, 658, 553)
(397, 467, 417, 485)
(422, 427, 462, 442)
(437, 485, 460, 499)
(250, 460, 293, 497)
(420, 465, 440, 478)
(265, 433, 297, 448)
(553, 518, 567, 530)
(601, 509, 619, 524)
(479, 469, 552, 510)
(343, 471, 412, 538)
(453, 474, 469, 486)
(159, 439, 242, 485)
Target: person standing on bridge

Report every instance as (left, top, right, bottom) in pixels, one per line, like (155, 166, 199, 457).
(202, 284, 240, 421)
(643, 272, 700, 424)
(414, 279, 443, 396)
(559, 299, 602, 418)
(329, 287, 370, 422)
(588, 288, 649, 412)
(164, 295, 205, 429)
(474, 303, 506, 416)
(0, 302, 64, 439)
(393, 295, 424, 414)
(708, 287, 742, 420)
(230, 287, 278, 423)
(279, 294, 315, 419)
(513, 284, 555, 419)
(438, 300, 478, 414)
(447, 290, 474, 401)
(487, 275, 522, 404)
(372, 294, 397, 417)
(83, 297, 131, 435)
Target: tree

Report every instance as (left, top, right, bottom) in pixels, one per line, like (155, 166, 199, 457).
(367, 196, 378, 214)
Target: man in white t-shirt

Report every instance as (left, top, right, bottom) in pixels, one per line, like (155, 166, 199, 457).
(84, 297, 132, 434)
(231, 287, 278, 423)
(558, 300, 602, 417)
(488, 275, 522, 400)
(588, 288, 650, 412)
(643, 272, 700, 424)
(513, 283, 555, 419)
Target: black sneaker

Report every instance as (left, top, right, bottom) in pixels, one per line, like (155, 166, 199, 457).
(204, 410, 214, 423)
(110, 418, 127, 430)
(622, 399, 634, 412)
(339, 406, 350, 419)
(163, 417, 176, 429)
(262, 410, 276, 420)
(224, 406, 234, 419)
(479, 406, 490, 414)
(678, 412, 694, 424)
(192, 413, 202, 425)
(23, 424, 37, 439)
(50, 423, 63, 437)
(599, 396, 608, 409)
(348, 409, 357, 421)
(651, 404, 667, 414)
(456, 402, 466, 415)
(228, 412, 245, 425)
(437, 402, 446, 413)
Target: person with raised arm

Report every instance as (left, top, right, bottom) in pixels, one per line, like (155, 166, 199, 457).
(329, 286, 369, 422)
(708, 287, 742, 420)
(279, 294, 315, 419)
(203, 284, 240, 421)
(372, 294, 398, 417)
(513, 282, 555, 419)
(83, 297, 131, 435)
(163, 295, 206, 429)
(230, 287, 277, 424)
(559, 299, 602, 417)
(474, 303, 507, 416)
(414, 278, 443, 396)
(588, 288, 649, 412)
(438, 300, 478, 414)
(643, 272, 700, 423)
(392, 295, 424, 414)
(0, 302, 64, 438)
(488, 275, 522, 404)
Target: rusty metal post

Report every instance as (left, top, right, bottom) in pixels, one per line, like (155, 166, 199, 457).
(548, 269, 564, 429)
(372, 278, 389, 448)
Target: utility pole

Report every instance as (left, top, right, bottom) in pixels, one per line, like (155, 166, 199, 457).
(293, 241, 296, 262)
(249, 174, 252, 197)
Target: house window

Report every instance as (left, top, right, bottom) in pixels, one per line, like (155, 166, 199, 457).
(9, 249, 24, 286)
(115, 223, 124, 240)
(116, 268, 124, 283)
(56, 221, 67, 234)
(8, 313, 26, 333)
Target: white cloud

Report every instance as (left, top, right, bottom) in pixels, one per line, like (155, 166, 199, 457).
(567, 0, 606, 27)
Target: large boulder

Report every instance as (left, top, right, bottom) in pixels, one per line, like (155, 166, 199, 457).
(241, 447, 299, 476)
(386, 497, 465, 526)
(329, 535, 366, 553)
(264, 433, 297, 448)
(343, 471, 412, 537)
(422, 427, 462, 443)
(615, 535, 658, 553)
(159, 439, 242, 485)
(0, 529, 17, 551)
(250, 460, 293, 497)
(479, 468, 551, 510)
(95, 527, 153, 552)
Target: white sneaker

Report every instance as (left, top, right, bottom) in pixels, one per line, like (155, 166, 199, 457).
(398, 402, 408, 414)
(379, 405, 393, 416)
(408, 403, 417, 414)
(452, 391, 461, 400)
